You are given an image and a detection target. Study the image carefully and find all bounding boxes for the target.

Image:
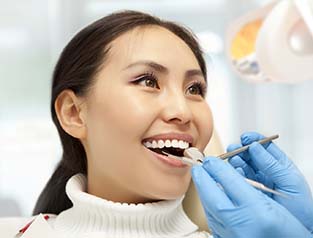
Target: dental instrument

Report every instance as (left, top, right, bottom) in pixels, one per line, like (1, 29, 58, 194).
(218, 134, 279, 161)
(162, 134, 287, 197)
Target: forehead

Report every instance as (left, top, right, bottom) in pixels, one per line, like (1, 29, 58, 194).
(106, 25, 201, 70)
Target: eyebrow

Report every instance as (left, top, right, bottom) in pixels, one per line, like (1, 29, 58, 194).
(123, 60, 205, 80)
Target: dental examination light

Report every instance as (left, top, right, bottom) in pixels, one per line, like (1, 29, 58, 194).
(226, 0, 313, 83)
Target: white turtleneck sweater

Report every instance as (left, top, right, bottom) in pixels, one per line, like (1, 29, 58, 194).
(0, 174, 211, 237)
(42, 174, 211, 238)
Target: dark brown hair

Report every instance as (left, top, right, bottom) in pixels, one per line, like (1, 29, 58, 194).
(33, 10, 207, 215)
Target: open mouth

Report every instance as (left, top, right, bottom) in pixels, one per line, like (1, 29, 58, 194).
(141, 139, 192, 168)
(147, 147, 185, 157)
(142, 139, 192, 157)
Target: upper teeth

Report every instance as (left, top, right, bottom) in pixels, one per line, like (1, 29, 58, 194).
(143, 139, 190, 149)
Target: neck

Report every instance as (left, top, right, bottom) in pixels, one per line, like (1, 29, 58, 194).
(53, 174, 199, 237)
(87, 174, 161, 204)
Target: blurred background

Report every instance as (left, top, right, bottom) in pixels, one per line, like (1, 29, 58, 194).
(1, 0, 312, 217)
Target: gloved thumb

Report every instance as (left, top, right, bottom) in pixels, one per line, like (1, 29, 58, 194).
(248, 142, 293, 185)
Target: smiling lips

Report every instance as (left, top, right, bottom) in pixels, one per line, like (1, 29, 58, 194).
(142, 132, 193, 155)
(142, 132, 194, 167)
(142, 132, 194, 146)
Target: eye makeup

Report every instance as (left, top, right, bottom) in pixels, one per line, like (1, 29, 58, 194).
(130, 71, 207, 98)
(186, 80, 207, 98)
(130, 71, 160, 89)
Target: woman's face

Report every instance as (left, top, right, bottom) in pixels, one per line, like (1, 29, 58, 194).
(82, 25, 213, 203)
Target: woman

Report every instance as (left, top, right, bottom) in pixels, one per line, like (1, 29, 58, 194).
(1, 10, 213, 238)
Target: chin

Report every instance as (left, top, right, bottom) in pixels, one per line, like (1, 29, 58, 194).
(150, 185, 189, 201)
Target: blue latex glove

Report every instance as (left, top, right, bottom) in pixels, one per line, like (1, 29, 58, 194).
(191, 156, 313, 238)
(227, 132, 313, 233)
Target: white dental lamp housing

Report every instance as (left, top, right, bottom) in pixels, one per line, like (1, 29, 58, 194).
(226, 0, 313, 83)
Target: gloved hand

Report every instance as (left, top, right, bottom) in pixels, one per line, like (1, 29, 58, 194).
(191, 157, 313, 238)
(227, 131, 313, 233)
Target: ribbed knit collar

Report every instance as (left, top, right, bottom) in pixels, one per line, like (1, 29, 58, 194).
(53, 174, 199, 238)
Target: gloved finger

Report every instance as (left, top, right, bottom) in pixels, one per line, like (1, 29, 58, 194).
(204, 212, 223, 238)
(211, 232, 222, 238)
(265, 142, 290, 165)
(227, 143, 246, 158)
(248, 142, 294, 186)
(235, 167, 245, 177)
(228, 155, 256, 179)
(191, 165, 234, 216)
(207, 221, 224, 238)
(255, 172, 274, 197)
(202, 156, 262, 206)
(228, 140, 259, 172)
(230, 156, 275, 197)
(241, 131, 270, 148)
(241, 131, 290, 165)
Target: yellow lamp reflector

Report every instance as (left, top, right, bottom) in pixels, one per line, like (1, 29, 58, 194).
(230, 19, 263, 60)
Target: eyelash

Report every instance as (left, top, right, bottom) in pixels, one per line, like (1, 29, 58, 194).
(132, 72, 207, 97)
(133, 72, 160, 89)
(189, 81, 207, 97)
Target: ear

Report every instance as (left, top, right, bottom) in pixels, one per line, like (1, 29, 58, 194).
(54, 89, 87, 139)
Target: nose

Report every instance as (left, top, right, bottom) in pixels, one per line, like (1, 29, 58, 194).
(161, 90, 193, 125)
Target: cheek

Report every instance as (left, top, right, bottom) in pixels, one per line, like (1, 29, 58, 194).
(85, 88, 156, 160)
(195, 103, 214, 150)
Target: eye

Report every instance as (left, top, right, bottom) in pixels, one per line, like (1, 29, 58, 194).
(187, 81, 207, 98)
(132, 72, 160, 89)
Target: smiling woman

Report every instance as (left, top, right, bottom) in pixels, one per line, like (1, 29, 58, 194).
(0, 10, 213, 238)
